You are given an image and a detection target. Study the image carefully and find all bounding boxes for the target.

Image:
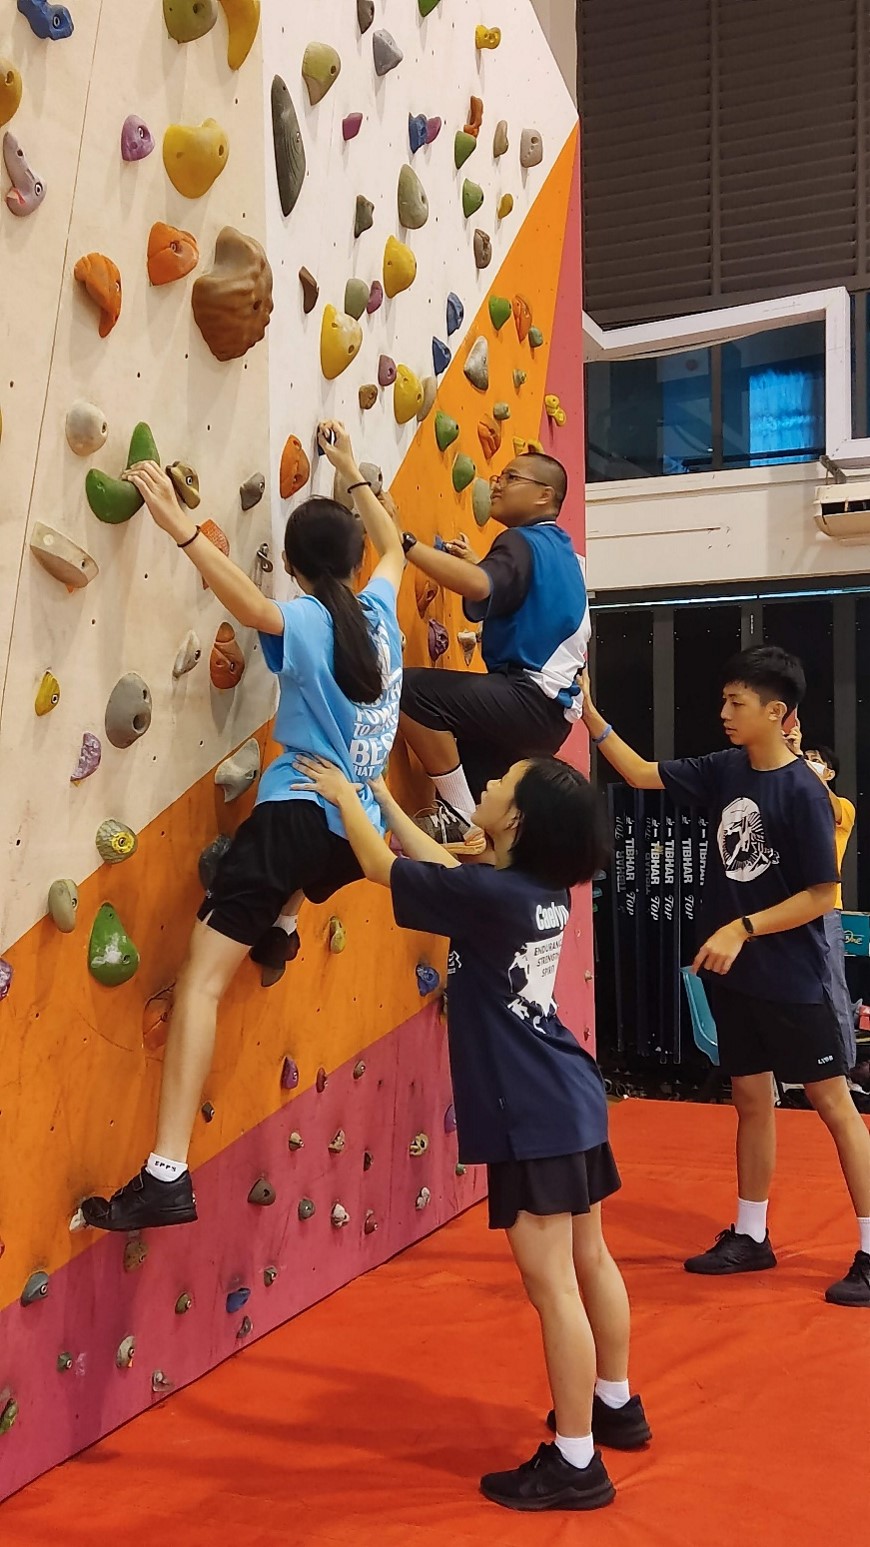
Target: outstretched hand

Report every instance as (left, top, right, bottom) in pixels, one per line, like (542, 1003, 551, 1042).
(124, 461, 189, 538)
(317, 420, 358, 479)
(293, 755, 359, 807)
(445, 532, 480, 563)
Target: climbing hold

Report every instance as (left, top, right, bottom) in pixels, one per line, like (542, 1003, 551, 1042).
(462, 178, 484, 219)
(88, 904, 140, 987)
(358, 383, 378, 411)
(34, 670, 60, 716)
(427, 117, 442, 143)
(458, 629, 479, 666)
(476, 24, 501, 48)
(215, 737, 260, 804)
(328, 1129, 347, 1155)
(473, 229, 492, 269)
(353, 1059, 366, 1079)
(408, 113, 427, 154)
(96, 819, 138, 865)
(105, 673, 151, 749)
(364, 1210, 378, 1235)
(167, 462, 201, 510)
(493, 119, 509, 158)
(142, 986, 173, 1053)
(225, 1287, 251, 1314)
(344, 277, 369, 321)
(171, 631, 201, 683)
(394, 365, 424, 425)
(124, 1239, 148, 1273)
(57, 1353, 73, 1371)
(115, 1335, 136, 1369)
(17, 0, 73, 39)
(378, 354, 397, 388)
(302, 43, 341, 106)
(528, 326, 545, 349)
(340, 114, 363, 149)
(455, 1161, 467, 1176)
(409, 1133, 430, 1158)
(281, 1055, 299, 1090)
(512, 294, 533, 342)
(320, 304, 363, 380)
(416, 1187, 431, 1210)
(472, 478, 492, 527)
(446, 292, 464, 336)
(366, 279, 383, 314)
(464, 336, 489, 391)
(428, 618, 449, 662)
(554, 408, 567, 426)
(199, 519, 230, 583)
(163, 0, 217, 44)
(415, 572, 437, 616)
(360, 460, 383, 496)
(21, 1269, 49, 1306)
(464, 96, 483, 139)
(434, 411, 459, 452)
(331, 1203, 350, 1228)
(271, 76, 306, 218)
(86, 422, 160, 525)
(236, 1317, 252, 1340)
(316, 1066, 328, 1093)
(201, 1101, 215, 1122)
(513, 368, 527, 390)
(520, 128, 544, 168)
(418, 0, 440, 14)
(493, 401, 511, 421)
(478, 415, 501, 461)
(163, 118, 228, 200)
(71, 732, 101, 782)
(489, 295, 511, 331)
(357, 0, 374, 30)
(417, 376, 437, 422)
(354, 195, 374, 238)
(454, 130, 476, 169)
(30, 523, 98, 591)
(417, 962, 442, 995)
(0, 60, 22, 129)
(452, 455, 476, 494)
(74, 253, 121, 337)
(298, 267, 319, 315)
(175, 1293, 192, 1314)
(373, 29, 403, 76)
(298, 1198, 316, 1221)
(218, 0, 260, 69)
(240, 471, 266, 509)
(288, 1130, 304, 1149)
(398, 163, 429, 229)
(0, 960, 12, 1001)
(65, 400, 107, 458)
(248, 1177, 276, 1207)
(497, 193, 514, 220)
(48, 879, 78, 933)
(383, 235, 416, 298)
(192, 227, 273, 362)
(280, 434, 311, 498)
(3, 131, 45, 215)
(444, 1103, 457, 1133)
(211, 623, 246, 689)
(363, 1150, 374, 1171)
(545, 394, 562, 420)
(329, 916, 347, 954)
(264, 1266, 278, 1287)
(147, 222, 198, 287)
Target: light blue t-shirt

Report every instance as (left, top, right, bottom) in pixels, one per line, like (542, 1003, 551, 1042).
(257, 575, 402, 839)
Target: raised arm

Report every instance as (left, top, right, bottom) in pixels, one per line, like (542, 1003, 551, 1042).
(402, 539, 491, 603)
(317, 421, 404, 592)
(580, 672, 664, 790)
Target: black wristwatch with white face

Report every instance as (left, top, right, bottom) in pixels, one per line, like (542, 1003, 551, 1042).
(401, 531, 417, 555)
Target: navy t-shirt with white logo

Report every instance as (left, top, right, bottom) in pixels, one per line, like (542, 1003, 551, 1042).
(659, 751, 838, 1003)
(389, 859, 608, 1166)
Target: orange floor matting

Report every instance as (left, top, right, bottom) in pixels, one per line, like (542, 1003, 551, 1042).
(2, 1099, 867, 1547)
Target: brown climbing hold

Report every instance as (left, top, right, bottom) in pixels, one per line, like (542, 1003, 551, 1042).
(299, 266, 319, 313)
(210, 623, 246, 689)
(415, 570, 438, 616)
(143, 985, 173, 1052)
(236, 1317, 252, 1340)
(147, 222, 199, 287)
(264, 1266, 278, 1287)
(175, 1293, 192, 1314)
(473, 230, 492, 270)
(163, 119, 228, 198)
(328, 917, 347, 953)
(464, 96, 483, 139)
(364, 1210, 378, 1235)
(30, 523, 98, 591)
(124, 1238, 148, 1273)
(57, 1353, 73, 1372)
(248, 1178, 276, 1207)
(201, 1101, 215, 1122)
(513, 294, 532, 343)
(0, 60, 22, 130)
(354, 195, 374, 238)
(302, 42, 342, 106)
(359, 383, 378, 411)
(280, 435, 311, 499)
(192, 227, 273, 362)
(353, 1059, 366, 1079)
(167, 462, 201, 509)
(493, 119, 509, 158)
(316, 1066, 328, 1092)
(520, 128, 544, 168)
(478, 415, 501, 461)
(74, 253, 122, 337)
(199, 519, 230, 587)
(357, 0, 374, 32)
(328, 1129, 346, 1154)
(363, 1150, 374, 1170)
(272, 75, 305, 217)
(409, 1133, 430, 1157)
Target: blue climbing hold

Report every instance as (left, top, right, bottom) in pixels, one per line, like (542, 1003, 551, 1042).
(226, 1287, 251, 1315)
(416, 963, 441, 997)
(17, 0, 74, 39)
(432, 337, 452, 375)
(446, 292, 464, 337)
(433, 534, 446, 551)
(409, 113, 428, 154)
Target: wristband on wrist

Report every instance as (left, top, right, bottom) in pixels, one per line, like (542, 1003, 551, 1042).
(741, 915, 755, 938)
(592, 723, 613, 746)
(346, 480, 370, 495)
(177, 526, 201, 550)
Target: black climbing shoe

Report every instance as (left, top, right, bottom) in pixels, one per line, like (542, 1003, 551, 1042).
(824, 1251, 870, 1307)
(480, 1443, 615, 1513)
(546, 1393, 652, 1450)
(250, 925, 301, 988)
(79, 1167, 197, 1231)
(684, 1225, 777, 1275)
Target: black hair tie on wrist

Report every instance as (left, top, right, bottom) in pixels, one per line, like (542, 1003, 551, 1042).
(177, 526, 201, 550)
(345, 480, 371, 495)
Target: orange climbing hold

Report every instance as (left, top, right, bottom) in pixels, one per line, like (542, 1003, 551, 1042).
(477, 415, 502, 461)
(464, 96, 483, 139)
(512, 294, 532, 343)
(280, 435, 311, 499)
(210, 622, 245, 689)
(147, 222, 199, 286)
(199, 519, 230, 589)
(74, 253, 122, 337)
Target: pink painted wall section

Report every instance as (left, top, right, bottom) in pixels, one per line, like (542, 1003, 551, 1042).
(0, 1006, 485, 1501)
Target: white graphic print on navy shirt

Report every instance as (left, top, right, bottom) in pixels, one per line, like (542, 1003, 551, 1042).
(506, 901, 570, 1030)
(717, 796, 781, 883)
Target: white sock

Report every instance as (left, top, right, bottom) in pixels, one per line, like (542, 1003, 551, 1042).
(146, 1152, 188, 1183)
(276, 913, 298, 935)
(595, 1377, 631, 1410)
(554, 1433, 595, 1471)
(858, 1216, 870, 1256)
(433, 765, 476, 822)
(736, 1197, 768, 1244)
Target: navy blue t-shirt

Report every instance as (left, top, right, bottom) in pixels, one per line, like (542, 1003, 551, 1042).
(389, 859, 608, 1166)
(659, 751, 837, 1003)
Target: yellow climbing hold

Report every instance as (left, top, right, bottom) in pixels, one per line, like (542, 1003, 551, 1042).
(383, 236, 417, 299)
(394, 365, 424, 425)
(475, 25, 501, 49)
(497, 193, 514, 220)
(0, 59, 22, 129)
(163, 119, 229, 199)
(320, 303, 363, 380)
(218, 0, 260, 69)
(35, 671, 60, 717)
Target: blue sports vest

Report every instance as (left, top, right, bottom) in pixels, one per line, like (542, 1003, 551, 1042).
(481, 523, 591, 715)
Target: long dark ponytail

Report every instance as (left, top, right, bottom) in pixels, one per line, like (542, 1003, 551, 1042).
(284, 497, 384, 704)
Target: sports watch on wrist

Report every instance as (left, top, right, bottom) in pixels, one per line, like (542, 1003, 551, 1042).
(741, 916, 755, 938)
(401, 531, 418, 555)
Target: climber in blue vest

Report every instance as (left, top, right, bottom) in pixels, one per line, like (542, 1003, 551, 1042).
(398, 453, 591, 856)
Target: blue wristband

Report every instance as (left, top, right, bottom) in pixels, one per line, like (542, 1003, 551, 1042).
(592, 723, 613, 746)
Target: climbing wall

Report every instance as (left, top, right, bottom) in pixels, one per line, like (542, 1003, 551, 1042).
(0, 0, 587, 1496)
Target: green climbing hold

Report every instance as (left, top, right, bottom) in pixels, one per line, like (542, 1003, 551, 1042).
(488, 296, 511, 331)
(528, 327, 545, 349)
(418, 0, 441, 14)
(462, 179, 484, 219)
(435, 411, 459, 452)
(344, 277, 369, 321)
(472, 478, 492, 527)
(86, 423, 159, 525)
(397, 164, 429, 229)
(354, 194, 374, 238)
(88, 903, 140, 987)
(302, 42, 342, 106)
(163, 0, 218, 45)
(454, 131, 476, 170)
(0, 1396, 18, 1435)
(452, 454, 476, 493)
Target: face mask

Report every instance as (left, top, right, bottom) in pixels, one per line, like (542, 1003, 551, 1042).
(807, 760, 827, 777)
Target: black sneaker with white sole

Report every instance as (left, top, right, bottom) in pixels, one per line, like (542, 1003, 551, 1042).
(249, 925, 301, 988)
(546, 1393, 652, 1450)
(480, 1443, 615, 1513)
(79, 1167, 197, 1231)
(825, 1250, 870, 1306)
(414, 799, 487, 859)
(684, 1225, 777, 1275)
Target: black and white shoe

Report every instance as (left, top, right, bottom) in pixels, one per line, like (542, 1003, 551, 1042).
(78, 1167, 197, 1231)
(480, 1443, 615, 1513)
(684, 1225, 777, 1275)
(414, 799, 487, 858)
(250, 925, 301, 988)
(825, 1250, 870, 1306)
(546, 1393, 651, 1450)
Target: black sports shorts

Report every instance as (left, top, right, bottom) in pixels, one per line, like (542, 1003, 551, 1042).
(486, 1144, 622, 1231)
(707, 981, 849, 1085)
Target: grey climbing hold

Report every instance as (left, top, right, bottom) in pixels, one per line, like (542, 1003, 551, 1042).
(464, 336, 489, 391)
(472, 478, 492, 527)
(359, 461, 383, 495)
(331, 1202, 350, 1228)
(0, 960, 12, 1001)
(105, 673, 152, 749)
(328, 1129, 347, 1154)
(57, 1353, 73, 1371)
(513, 368, 527, 389)
(198, 833, 232, 890)
(271, 76, 306, 218)
(302, 42, 342, 106)
(397, 164, 429, 229)
(417, 376, 437, 422)
(357, 0, 374, 33)
(236, 1317, 253, 1340)
(48, 879, 78, 933)
(353, 1059, 366, 1080)
(298, 1197, 316, 1221)
(416, 1187, 431, 1210)
(248, 1178, 276, 1207)
(493, 119, 509, 158)
(240, 472, 266, 509)
(288, 1130, 304, 1150)
(173, 630, 202, 679)
(21, 1269, 49, 1306)
(520, 128, 543, 168)
(373, 29, 403, 76)
(473, 229, 492, 269)
(344, 277, 369, 320)
(528, 326, 544, 349)
(65, 399, 107, 456)
(354, 194, 374, 238)
(493, 401, 511, 421)
(30, 522, 98, 590)
(215, 737, 260, 802)
(116, 1335, 136, 1369)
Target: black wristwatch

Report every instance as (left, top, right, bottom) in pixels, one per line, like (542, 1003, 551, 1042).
(741, 916, 755, 938)
(401, 531, 418, 555)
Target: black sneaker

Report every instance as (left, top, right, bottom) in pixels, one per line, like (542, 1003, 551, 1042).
(546, 1393, 651, 1449)
(78, 1167, 197, 1231)
(684, 1225, 777, 1275)
(825, 1250, 870, 1306)
(480, 1443, 614, 1513)
(414, 799, 487, 858)
(250, 925, 301, 988)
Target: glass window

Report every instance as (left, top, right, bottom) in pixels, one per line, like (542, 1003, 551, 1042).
(721, 324, 824, 468)
(586, 351, 713, 481)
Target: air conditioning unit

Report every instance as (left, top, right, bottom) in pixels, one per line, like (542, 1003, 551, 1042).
(814, 478, 870, 538)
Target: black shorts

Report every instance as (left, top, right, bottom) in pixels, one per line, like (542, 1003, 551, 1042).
(486, 1144, 622, 1231)
(197, 799, 363, 946)
(401, 665, 570, 798)
(708, 982, 849, 1085)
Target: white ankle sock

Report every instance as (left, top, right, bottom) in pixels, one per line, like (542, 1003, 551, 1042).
(276, 913, 298, 935)
(433, 765, 476, 822)
(736, 1197, 768, 1244)
(858, 1216, 870, 1255)
(146, 1152, 188, 1183)
(554, 1433, 595, 1471)
(595, 1377, 631, 1410)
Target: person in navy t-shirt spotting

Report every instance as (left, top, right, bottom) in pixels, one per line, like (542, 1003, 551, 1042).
(294, 749, 652, 1515)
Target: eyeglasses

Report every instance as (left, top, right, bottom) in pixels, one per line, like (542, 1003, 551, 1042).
(489, 469, 549, 488)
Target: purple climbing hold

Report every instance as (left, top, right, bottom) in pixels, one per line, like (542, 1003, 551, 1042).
(281, 1056, 299, 1090)
(316, 1065, 328, 1093)
(70, 732, 101, 784)
(444, 1103, 457, 1134)
(416, 962, 442, 996)
(432, 337, 451, 375)
(342, 112, 363, 141)
(121, 115, 154, 162)
(366, 280, 383, 314)
(0, 959, 12, 1001)
(225, 1287, 250, 1315)
(426, 117, 442, 144)
(446, 292, 464, 336)
(408, 114, 427, 154)
(428, 619, 449, 664)
(378, 354, 397, 387)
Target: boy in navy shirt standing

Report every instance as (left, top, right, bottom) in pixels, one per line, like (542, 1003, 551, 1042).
(581, 646, 870, 1307)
